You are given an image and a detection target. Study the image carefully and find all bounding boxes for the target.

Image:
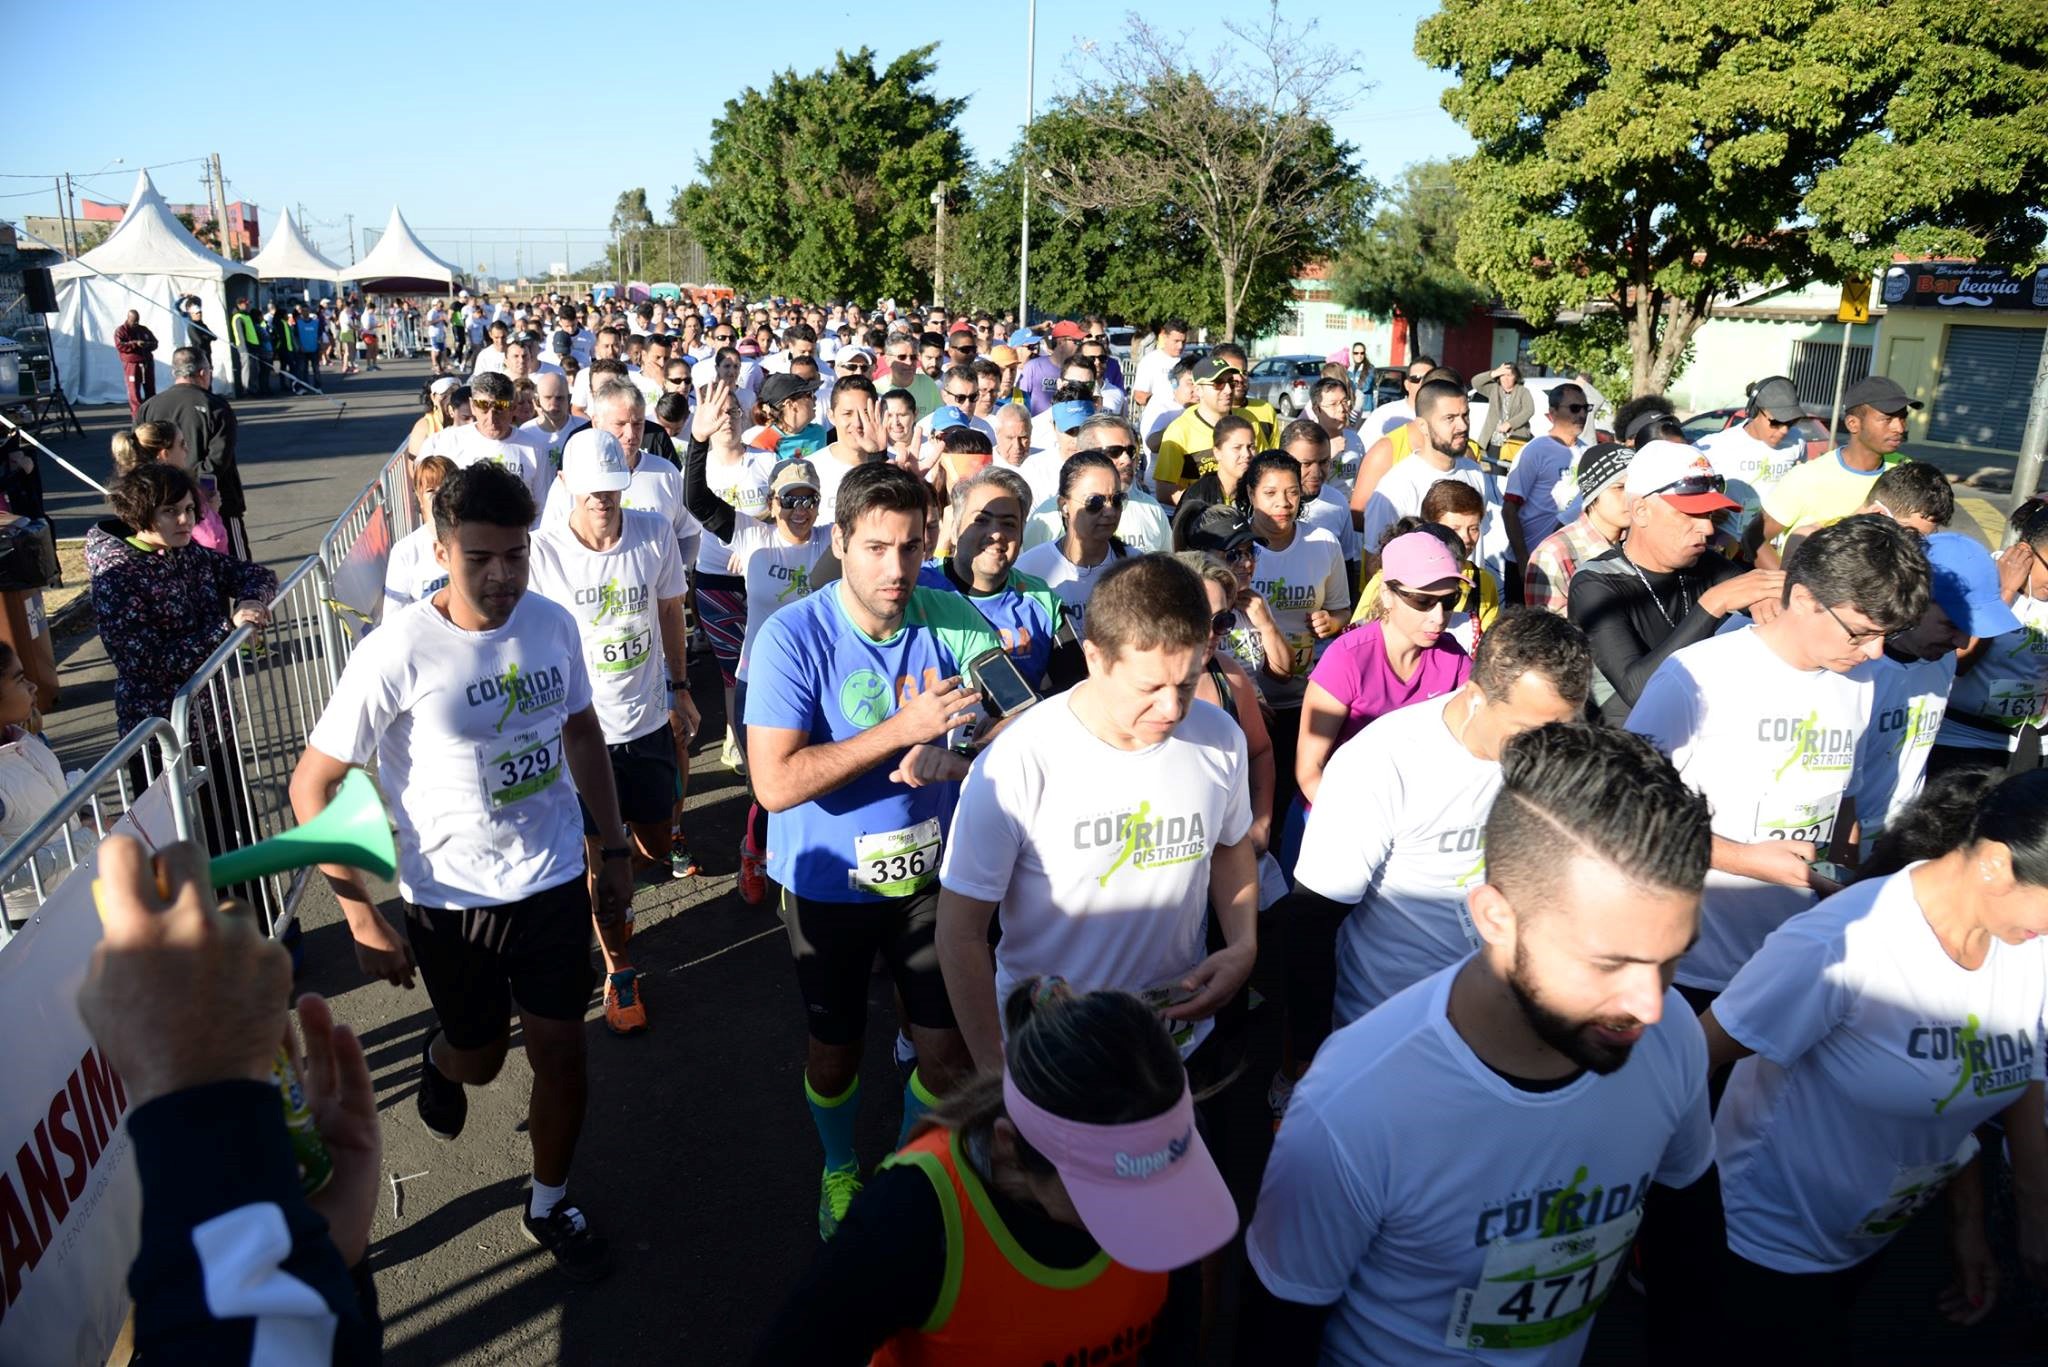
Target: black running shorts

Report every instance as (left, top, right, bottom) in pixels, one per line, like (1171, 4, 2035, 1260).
(577, 722, 679, 834)
(405, 877, 597, 1050)
(776, 885, 953, 1047)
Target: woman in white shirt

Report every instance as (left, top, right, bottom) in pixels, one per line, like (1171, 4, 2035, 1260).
(1699, 766, 2048, 1358)
(1013, 453, 1128, 638)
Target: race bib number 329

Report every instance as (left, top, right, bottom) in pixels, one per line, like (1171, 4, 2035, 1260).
(479, 726, 564, 810)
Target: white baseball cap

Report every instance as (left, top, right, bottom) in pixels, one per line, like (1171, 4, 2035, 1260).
(563, 428, 632, 495)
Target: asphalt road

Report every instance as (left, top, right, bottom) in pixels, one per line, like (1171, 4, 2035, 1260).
(35, 357, 2047, 1364)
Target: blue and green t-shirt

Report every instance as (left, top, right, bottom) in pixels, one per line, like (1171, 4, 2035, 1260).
(915, 561, 1066, 686)
(746, 580, 1004, 902)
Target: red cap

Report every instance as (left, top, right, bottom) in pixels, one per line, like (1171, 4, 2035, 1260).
(1048, 320, 1085, 340)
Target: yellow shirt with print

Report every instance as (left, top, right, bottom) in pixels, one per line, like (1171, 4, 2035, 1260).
(1155, 405, 1273, 487)
(1760, 450, 1905, 549)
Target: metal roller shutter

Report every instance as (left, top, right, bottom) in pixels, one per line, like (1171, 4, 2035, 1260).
(1926, 325, 2044, 452)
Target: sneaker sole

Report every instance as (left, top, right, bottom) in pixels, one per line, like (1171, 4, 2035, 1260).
(519, 1220, 614, 1282)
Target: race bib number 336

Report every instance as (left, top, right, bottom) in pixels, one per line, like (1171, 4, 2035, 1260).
(850, 819, 942, 897)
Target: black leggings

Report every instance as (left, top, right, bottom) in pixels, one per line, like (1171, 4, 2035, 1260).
(1719, 1246, 1887, 1365)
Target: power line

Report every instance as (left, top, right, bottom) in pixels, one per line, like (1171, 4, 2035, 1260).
(0, 156, 210, 181)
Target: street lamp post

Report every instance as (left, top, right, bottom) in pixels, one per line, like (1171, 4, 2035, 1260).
(930, 184, 948, 306)
(1018, 0, 1036, 325)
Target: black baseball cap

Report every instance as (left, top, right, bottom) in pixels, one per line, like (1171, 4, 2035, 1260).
(1843, 374, 1922, 415)
(1183, 503, 1254, 555)
(757, 372, 821, 407)
(1191, 356, 1243, 386)
(1747, 376, 1805, 423)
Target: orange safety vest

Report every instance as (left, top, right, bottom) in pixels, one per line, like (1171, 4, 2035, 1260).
(870, 1128, 1168, 1367)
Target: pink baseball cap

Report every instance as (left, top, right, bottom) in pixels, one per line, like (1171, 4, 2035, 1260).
(1380, 530, 1472, 589)
(1002, 1070, 1237, 1272)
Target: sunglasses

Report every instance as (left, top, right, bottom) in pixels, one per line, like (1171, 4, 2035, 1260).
(1651, 473, 1728, 498)
(470, 396, 515, 413)
(1080, 492, 1126, 515)
(1406, 373, 1428, 385)
(1211, 609, 1237, 636)
(944, 389, 977, 403)
(842, 359, 871, 371)
(665, 372, 689, 384)
(1391, 585, 1460, 614)
(1092, 443, 1136, 460)
(1223, 544, 1257, 566)
(776, 493, 820, 510)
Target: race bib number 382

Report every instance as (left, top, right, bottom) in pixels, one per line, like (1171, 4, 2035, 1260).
(1445, 1206, 1642, 1352)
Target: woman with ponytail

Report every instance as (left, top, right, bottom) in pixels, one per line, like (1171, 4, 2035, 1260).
(111, 421, 230, 554)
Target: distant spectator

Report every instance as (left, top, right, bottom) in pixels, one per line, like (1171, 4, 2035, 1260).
(140, 347, 251, 559)
(0, 641, 89, 925)
(114, 309, 159, 422)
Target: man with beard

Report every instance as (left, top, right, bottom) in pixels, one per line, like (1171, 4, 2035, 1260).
(1246, 722, 1716, 1366)
(1358, 379, 1497, 562)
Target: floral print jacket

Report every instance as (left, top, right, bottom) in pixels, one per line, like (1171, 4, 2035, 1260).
(85, 522, 279, 735)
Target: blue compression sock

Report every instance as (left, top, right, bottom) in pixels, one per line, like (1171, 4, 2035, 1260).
(806, 1075, 860, 1171)
(898, 1067, 940, 1148)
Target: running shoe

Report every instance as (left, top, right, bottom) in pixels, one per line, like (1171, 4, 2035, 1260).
(670, 835, 700, 879)
(521, 1203, 613, 1282)
(604, 969, 648, 1035)
(818, 1163, 863, 1240)
(720, 726, 745, 773)
(893, 1030, 918, 1068)
(417, 1034, 467, 1141)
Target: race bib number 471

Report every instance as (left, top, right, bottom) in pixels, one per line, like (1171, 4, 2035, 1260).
(1445, 1206, 1642, 1352)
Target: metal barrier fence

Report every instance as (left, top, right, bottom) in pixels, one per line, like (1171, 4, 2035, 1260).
(0, 434, 416, 945)
(0, 720, 181, 945)
(168, 557, 347, 936)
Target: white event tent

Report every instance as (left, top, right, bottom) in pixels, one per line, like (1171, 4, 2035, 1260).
(243, 208, 343, 286)
(50, 170, 253, 405)
(338, 208, 461, 295)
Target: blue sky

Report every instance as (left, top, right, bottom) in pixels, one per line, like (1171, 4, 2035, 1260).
(11, 1, 1470, 278)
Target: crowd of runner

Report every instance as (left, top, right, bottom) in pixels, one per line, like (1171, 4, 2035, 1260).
(77, 284, 2048, 1366)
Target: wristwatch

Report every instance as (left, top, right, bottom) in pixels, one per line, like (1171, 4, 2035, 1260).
(600, 846, 632, 862)
(667, 678, 689, 692)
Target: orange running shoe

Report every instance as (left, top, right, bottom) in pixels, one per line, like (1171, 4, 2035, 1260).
(604, 969, 648, 1035)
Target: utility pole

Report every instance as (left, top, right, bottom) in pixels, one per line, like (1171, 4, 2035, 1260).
(344, 213, 355, 263)
(2008, 329, 2048, 522)
(209, 153, 234, 258)
(930, 183, 948, 305)
(1018, 0, 1036, 324)
(53, 177, 73, 257)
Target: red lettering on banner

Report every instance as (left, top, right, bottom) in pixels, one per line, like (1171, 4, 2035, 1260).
(0, 1045, 129, 1317)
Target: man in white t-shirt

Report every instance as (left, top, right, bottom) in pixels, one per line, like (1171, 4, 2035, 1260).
(1292, 609, 1592, 1027)
(1282, 419, 1363, 572)
(288, 462, 629, 1282)
(1625, 514, 1931, 1004)
(938, 555, 1258, 1076)
(1847, 532, 2012, 849)
(1248, 723, 1717, 1366)
(1696, 375, 1809, 540)
(529, 429, 697, 1037)
(1309, 377, 1367, 488)
(1128, 318, 1187, 418)
(1365, 354, 1437, 439)
(1503, 383, 1593, 574)
(423, 370, 553, 512)
(569, 327, 626, 414)
(1360, 378, 1505, 572)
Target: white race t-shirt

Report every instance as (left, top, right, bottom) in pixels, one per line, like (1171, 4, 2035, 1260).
(1714, 870, 2048, 1272)
(1625, 626, 1873, 991)
(1014, 540, 1126, 639)
(518, 416, 585, 477)
(1131, 347, 1178, 406)
(381, 525, 448, 607)
(697, 451, 776, 576)
(1017, 449, 1065, 510)
(1361, 454, 1497, 567)
(528, 511, 687, 744)
(1248, 962, 1713, 1366)
(1698, 424, 1807, 530)
(423, 424, 553, 515)
(1293, 693, 1502, 1023)
(1937, 592, 2048, 752)
(1848, 651, 1955, 845)
(734, 526, 831, 686)
(539, 450, 704, 552)
(1504, 434, 1586, 553)
(469, 345, 507, 377)
(942, 694, 1251, 1057)
(1250, 526, 1351, 677)
(307, 593, 592, 909)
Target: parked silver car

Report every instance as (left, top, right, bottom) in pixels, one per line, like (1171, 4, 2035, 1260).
(1243, 353, 1330, 419)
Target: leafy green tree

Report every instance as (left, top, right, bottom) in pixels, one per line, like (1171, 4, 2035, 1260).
(1041, 4, 1372, 340)
(1329, 160, 1489, 329)
(675, 46, 966, 303)
(945, 111, 1300, 336)
(1417, 0, 2048, 395)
